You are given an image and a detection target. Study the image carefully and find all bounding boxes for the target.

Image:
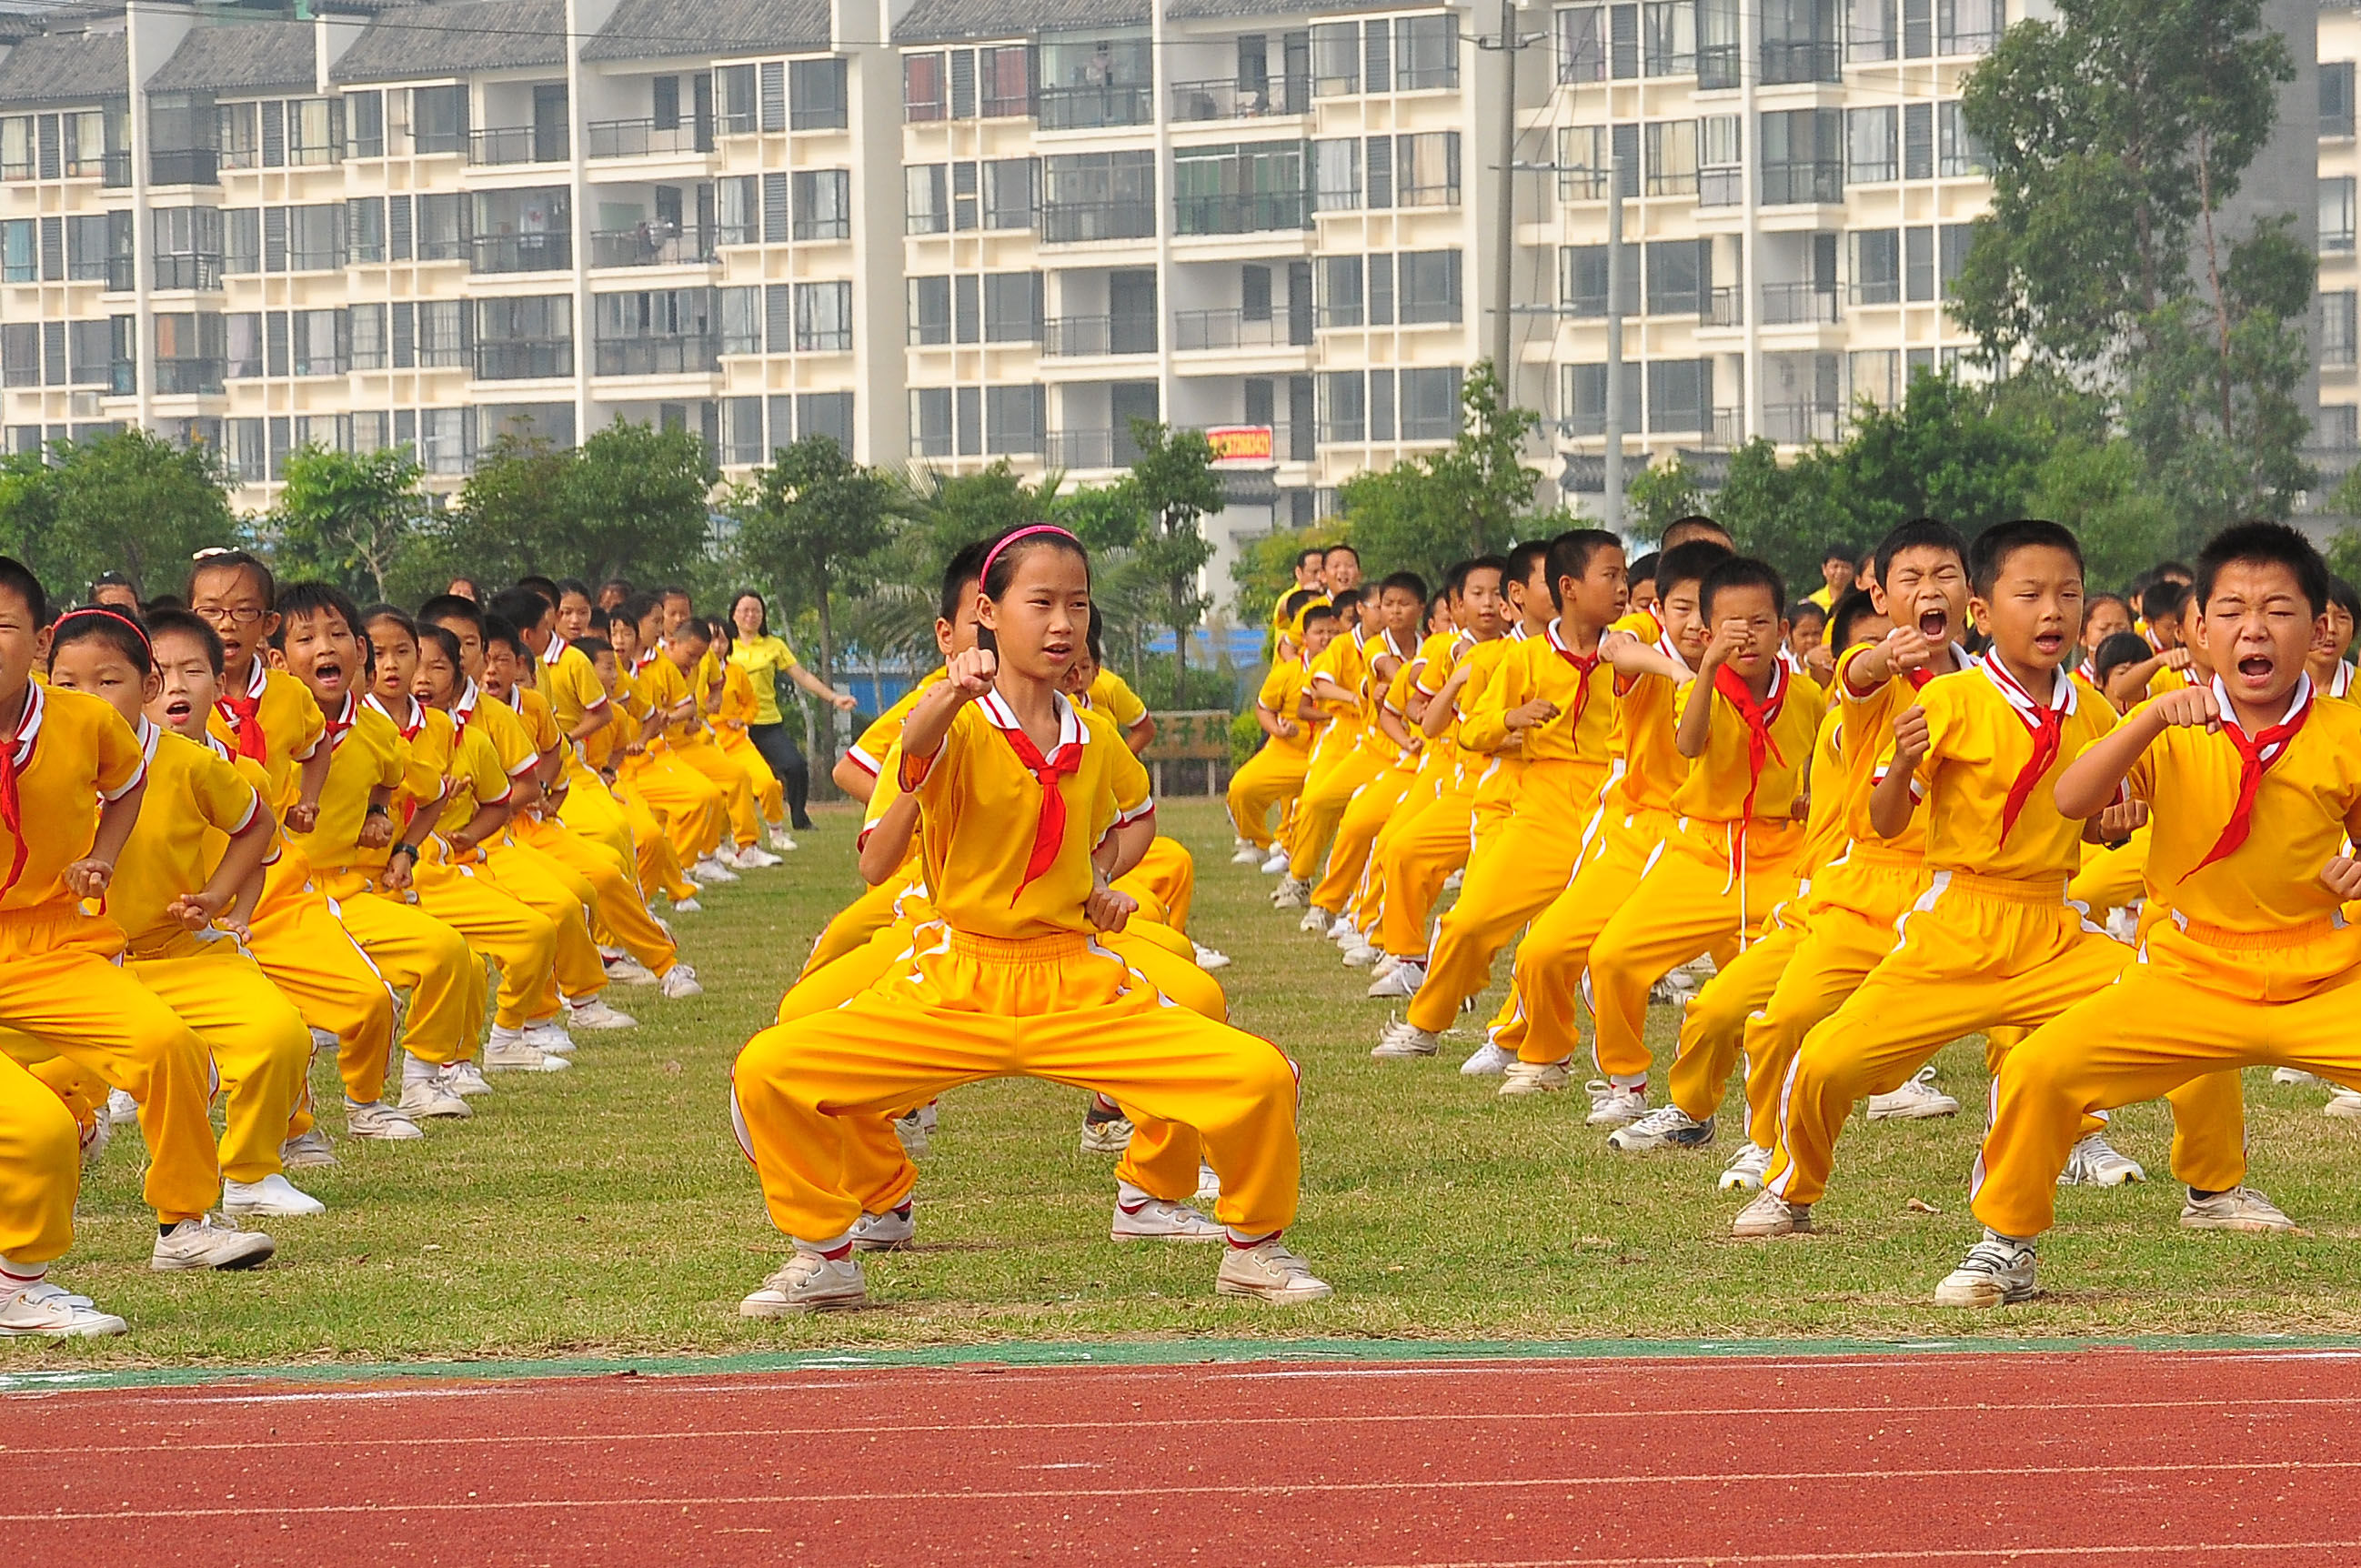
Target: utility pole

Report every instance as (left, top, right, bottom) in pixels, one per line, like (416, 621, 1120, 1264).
(1490, 0, 1516, 389)
(1602, 148, 1624, 530)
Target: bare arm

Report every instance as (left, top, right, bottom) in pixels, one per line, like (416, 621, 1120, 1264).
(169, 810, 274, 936)
(788, 661, 858, 711)
(1866, 706, 1929, 840)
(2053, 689, 2212, 820)
(832, 753, 878, 803)
(63, 777, 146, 899)
(857, 791, 921, 884)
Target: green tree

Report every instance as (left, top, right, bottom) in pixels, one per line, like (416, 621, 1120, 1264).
(1627, 455, 1707, 543)
(437, 434, 573, 588)
(563, 419, 719, 585)
(1337, 363, 1544, 585)
(273, 444, 427, 601)
(1122, 421, 1221, 680)
(736, 435, 900, 689)
(0, 431, 238, 599)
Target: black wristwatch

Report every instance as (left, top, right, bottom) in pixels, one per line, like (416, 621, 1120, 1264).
(388, 841, 420, 863)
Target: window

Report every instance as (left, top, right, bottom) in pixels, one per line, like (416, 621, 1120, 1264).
(1041, 150, 1156, 242)
(949, 50, 979, 117)
(1938, 222, 1974, 296)
(1395, 133, 1460, 206)
(1557, 5, 1604, 82)
(593, 287, 717, 375)
(38, 216, 59, 280)
(983, 271, 1043, 342)
(474, 296, 571, 379)
(718, 176, 759, 245)
(1647, 358, 1712, 432)
(716, 65, 759, 133)
(1936, 101, 1985, 176)
(2327, 177, 2359, 250)
(418, 408, 473, 474)
(985, 158, 1040, 229)
(906, 164, 948, 234)
(1175, 143, 1311, 234)
(1562, 361, 1641, 436)
(1312, 22, 1361, 94)
(793, 170, 850, 240)
(1558, 126, 1606, 199)
(1609, 3, 1640, 76)
(216, 104, 257, 170)
(0, 217, 30, 282)
(1401, 367, 1459, 439)
(763, 171, 790, 243)
(954, 274, 981, 344)
(292, 308, 347, 376)
(2318, 404, 2361, 452)
(149, 207, 215, 289)
(1644, 0, 1695, 74)
(1320, 371, 1366, 440)
(1936, 0, 2000, 55)
(0, 116, 28, 179)
(66, 213, 112, 283)
(349, 91, 385, 157)
(1643, 119, 1696, 196)
(760, 62, 788, 131)
(68, 317, 118, 388)
(389, 196, 413, 260)
(288, 98, 343, 165)
(1394, 15, 1457, 89)
(799, 392, 853, 448)
(721, 397, 766, 465)
(980, 45, 1034, 116)
(1398, 250, 1461, 323)
(1761, 108, 1843, 204)
(906, 53, 947, 121)
(790, 58, 849, 129)
(2327, 291, 2358, 369)
(417, 194, 468, 261)
(1698, 0, 1740, 84)
(223, 313, 261, 378)
(2327, 63, 2357, 139)
(1850, 228, 1902, 304)
(1850, 348, 1902, 408)
(1366, 136, 1392, 207)
(953, 160, 980, 229)
(1700, 113, 1743, 205)
(719, 286, 763, 355)
(1904, 225, 1935, 300)
(1846, 106, 1896, 183)
(0, 323, 34, 386)
(1321, 256, 1363, 327)
(1904, 101, 1934, 179)
(1369, 252, 1395, 324)
(287, 204, 344, 270)
(350, 303, 387, 369)
(1312, 138, 1361, 211)
(1366, 19, 1392, 92)
(909, 387, 953, 457)
(1560, 244, 1636, 317)
(410, 85, 467, 155)
(347, 197, 385, 264)
(417, 303, 468, 367)
(765, 284, 792, 351)
(796, 281, 852, 351)
(908, 276, 951, 345)
(1644, 239, 1709, 315)
(985, 385, 1044, 454)
(1762, 0, 1839, 82)
(1038, 35, 1152, 128)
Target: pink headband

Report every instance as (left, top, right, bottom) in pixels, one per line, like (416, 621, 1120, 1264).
(55, 605, 153, 653)
(980, 525, 1082, 588)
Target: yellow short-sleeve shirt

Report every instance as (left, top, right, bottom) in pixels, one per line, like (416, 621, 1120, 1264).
(1458, 622, 1617, 767)
(2, 683, 146, 917)
(1087, 668, 1150, 734)
(209, 661, 326, 811)
(366, 694, 452, 820)
(1255, 661, 1314, 758)
(1834, 641, 1934, 859)
(1668, 664, 1822, 824)
(1796, 704, 1853, 878)
(438, 711, 518, 830)
(538, 639, 611, 737)
(110, 721, 264, 958)
(847, 671, 943, 779)
(509, 686, 561, 758)
(458, 683, 540, 784)
(286, 697, 406, 875)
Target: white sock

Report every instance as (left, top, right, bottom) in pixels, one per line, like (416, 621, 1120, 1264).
(402, 1053, 439, 1086)
(1608, 1072, 1646, 1094)
(0, 1256, 44, 1294)
(1115, 1180, 1154, 1211)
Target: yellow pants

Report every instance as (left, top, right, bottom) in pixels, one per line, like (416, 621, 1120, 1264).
(609, 779, 698, 903)
(515, 817, 678, 975)
(244, 861, 398, 1110)
(485, 840, 609, 1008)
(1589, 821, 1803, 1081)
(672, 736, 761, 850)
(323, 879, 481, 1065)
(127, 939, 313, 1185)
(1227, 741, 1309, 849)
(1488, 809, 1671, 1065)
(556, 766, 638, 872)
(1974, 917, 2361, 1240)
(2068, 830, 2148, 921)
(1465, 755, 1527, 862)
(1119, 838, 1197, 935)
(732, 930, 1300, 1247)
(625, 753, 729, 867)
(0, 906, 223, 1222)
(1315, 767, 1415, 920)
(413, 859, 560, 1030)
(1373, 781, 1477, 958)
(802, 874, 915, 980)
(1664, 911, 1803, 1126)
(1765, 872, 2244, 1208)
(0, 1048, 78, 1265)
(718, 727, 786, 826)
(1406, 759, 1609, 1035)
(1288, 743, 1388, 884)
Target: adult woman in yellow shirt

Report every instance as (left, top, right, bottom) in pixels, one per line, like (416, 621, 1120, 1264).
(728, 592, 856, 839)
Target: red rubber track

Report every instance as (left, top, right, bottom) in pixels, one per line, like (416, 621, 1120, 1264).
(4, 1348, 2359, 1565)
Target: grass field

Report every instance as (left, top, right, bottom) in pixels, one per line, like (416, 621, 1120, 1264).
(15, 797, 2361, 1368)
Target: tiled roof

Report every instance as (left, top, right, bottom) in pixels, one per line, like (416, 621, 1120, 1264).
(1165, 0, 1407, 16)
(0, 30, 127, 106)
(893, 0, 1150, 45)
(148, 20, 316, 95)
(581, 0, 830, 63)
(327, 0, 566, 83)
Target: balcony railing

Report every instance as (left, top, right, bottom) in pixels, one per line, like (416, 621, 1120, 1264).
(1041, 200, 1157, 244)
(152, 254, 223, 291)
(1170, 76, 1311, 121)
(1761, 160, 1844, 206)
(471, 233, 572, 274)
(152, 359, 221, 396)
(1045, 427, 1145, 469)
(1700, 166, 1744, 207)
(1697, 43, 1741, 88)
(1763, 401, 1842, 446)
(1849, 276, 1902, 306)
(471, 126, 568, 166)
(1174, 190, 1311, 236)
(1762, 282, 1839, 325)
(1043, 314, 1158, 357)
(102, 257, 136, 290)
(1037, 83, 1153, 130)
(589, 226, 718, 267)
(150, 148, 217, 186)
(475, 339, 574, 380)
(2326, 107, 2356, 140)
(1712, 406, 1744, 447)
(586, 118, 714, 158)
(594, 335, 719, 377)
(1172, 308, 1311, 350)
(413, 128, 469, 156)
(1760, 39, 1840, 84)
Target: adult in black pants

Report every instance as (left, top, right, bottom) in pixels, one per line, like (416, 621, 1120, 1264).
(728, 590, 856, 836)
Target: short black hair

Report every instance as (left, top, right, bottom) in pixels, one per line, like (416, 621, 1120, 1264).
(1699, 558, 1787, 623)
(1281, 588, 1321, 623)
(2192, 521, 2331, 618)
(418, 592, 485, 635)
(1297, 547, 1326, 568)
(2334, 576, 2361, 626)
(598, 577, 634, 599)
(1874, 518, 1970, 588)
(1329, 583, 1368, 612)
(1323, 543, 1360, 561)
(1970, 520, 2083, 600)
(980, 526, 1089, 601)
(1788, 599, 1829, 627)
(1301, 602, 1339, 628)
(939, 538, 993, 621)
(0, 556, 45, 624)
(417, 622, 464, 670)
(274, 581, 364, 648)
(1503, 538, 1551, 590)
(556, 578, 592, 602)
(1379, 570, 1429, 602)
(1654, 539, 1733, 602)
(1460, 553, 1507, 592)
(514, 575, 560, 608)
(480, 610, 527, 658)
(2093, 631, 2153, 688)
(2140, 578, 2190, 624)
(144, 607, 224, 673)
(187, 548, 275, 608)
(143, 593, 185, 613)
(1626, 551, 1662, 591)
(2086, 590, 2131, 624)
(658, 584, 692, 605)
(47, 605, 151, 676)
(1662, 515, 1730, 549)
(1829, 587, 1884, 651)
(575, 634, 614, 664)
(361, 603, 417, 643)
(616, 592, 663, 630)
(1085, 604, 1107, 662)
(488, 587, 554, 633)
(2155, 560, 2195, 583)
(667, 615, 711, 648)
(1545, 529, 1623, 608)
(1823, 542, 1857, 566)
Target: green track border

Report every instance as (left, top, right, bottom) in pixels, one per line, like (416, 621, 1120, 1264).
(7, 1332, 2361, 1396)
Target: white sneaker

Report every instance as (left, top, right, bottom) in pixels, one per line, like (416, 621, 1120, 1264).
(732, 844, 784, 869)
(1231, 842, 1264, 866)
(769, 827, 800, 853)
(658, 963, 705, 1000)
(894, 1109, 929, 1155)
(604, 955, 659, 986)
(2058, 1132, 2145, 1187)
(78, 1111, 111, 1169)
(1371, 1018, 1440, 1059)
(1261, 849, 1291, 875)
(1732, 1189, 1811, 1238)
(1326, 913, 1356, 941)
(1195, 1163, 1221, 1204)
(397, 1079, 473, 1121)
(567, 996, 637, 1031)
(307, 1026, 338, 1055)
(1934, 1231, 2038, 1307)
(690, 855, 741, 884)
(2273, 1066, 2322, 1086)
(1441, 869, 1463, 894)
(1866, 1065, 1961, 1121)
(1080, 1113, 1135, 1153)
(739, 1252, 866, 1316)
(521, 1019, 578, 1054)
(1460, 1040, 1514, 1076)
(1192, 943, 1232, 971)
(851, 1206, 915, 1251)
(444, 1060, 494, 1096)
(1608, 1105, 1713, 1152)
(1341, 940, 1379, 968)
(0, 1280, 126, 1339)
(670, 897, 704, 914)
(1296, 905, 1331, 933)
(1216, 1238, 1332, 1303)
(1111, 1198, 1224, 1241)
(2326, 1085, 2361, 1120)
(1498, 1060, 1571, 1097)
(1585, 1079, 1649, 1127)
(1271, 877, 1309, 909)
(2179, 1186, 2296, 1232)
(1366, 960, 1425, 1000)
(1719, 1141, 1773, 1191)
(484, 1034, 570, 1072)
(223, 1173, 327, 1218)
(348, 1099, 429, 1137)
(278, 1128, 339, 1169)
(107, 1088, 140, 1127)
(152, 1215, 276, 1271)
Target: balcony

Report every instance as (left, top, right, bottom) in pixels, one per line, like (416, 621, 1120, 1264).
(1698, 43, 1741, 89)
(1043, 314, 1157, 357)
(589, 226, 718, 268)
(471, 233, 572, 274)
(413, 128, 469, 156)
(1170, 76, 1311, 121)
(471, 126, 569, 166)
(1042, 200, 1157, 245)
(1849, 276, 1901, 307)
(586, 118, 713, 158)
(1700, 166, 1744, 207)
(1703, 286, 1743, 327)
(1760, 39, 1840, 85)
(152, 359, 223, 396)
(1761, 160, 1844, 206)
(476, 339, 574, 380)
(1712, 406, 1744, 447)
(1174, 191, 1311, 236)
(150, 149, 217, 186)
(152, 255, 223, 291)
(1763, 401, 1842, 445)
(1761, 283, 1839, 326)
(105, 257, 136, 291)
(595, 335, 718, 377)
(1172, 309, 1310, 350)
(1038, 83, 1153, 130)
(98, 152, 132, 187)
(1045, 427, 1145, 468)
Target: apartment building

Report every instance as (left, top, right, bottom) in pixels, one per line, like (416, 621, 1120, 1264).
(0, 0, 2334, 562)
(2322, 2, 2359, 487)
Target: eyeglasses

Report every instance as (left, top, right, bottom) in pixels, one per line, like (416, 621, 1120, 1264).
(193, 604, 267, 625)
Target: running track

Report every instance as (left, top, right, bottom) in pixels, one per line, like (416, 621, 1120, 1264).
(4, 1347, 2358, 1565)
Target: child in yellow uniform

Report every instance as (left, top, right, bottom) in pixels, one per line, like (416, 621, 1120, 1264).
(489, 587, 637, 871)
(1228, 598, 1333, 859)
(1087, 661, 1158, 755)
(46, 609, 320, 1219)
(0, 561, 275, 1279)
(1311, 575, 1430, 940)
(585, 624, 702, 912)
(1274, 586, 1381, 906)
(731, 525, 1327, 1314)
(1372, 531, 1626, 1058)
(1465, 539, 1726, 1081)
(1741, 521, 2251, 1237)
(1941, 522, 2343, 1305)
(608, 596, 734, 883)
(1343, 587, 1470, 960)
(656, 616, 775, 870)
(189, 551, 330, 830)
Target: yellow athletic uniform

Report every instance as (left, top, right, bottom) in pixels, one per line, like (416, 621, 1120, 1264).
(1227, 657, 1314, 851)
(714, 661, 787, 828)
(1286, 629, 1389, 888)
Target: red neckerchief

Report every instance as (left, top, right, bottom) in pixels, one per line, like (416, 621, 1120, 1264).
(366, 693, 426, 742)
(322, 692, 357, 749)
(1712, 658, 1790, 826)
(1545, 619, 1602, 729)
(216, 659, 268, 765)
(2194, 674, 2314, 872)
(0, 680, 44, 899)
(1981, 653, 2073, 844)
(984, 692, 1085, 903)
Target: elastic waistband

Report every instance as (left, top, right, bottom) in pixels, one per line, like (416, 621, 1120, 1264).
(2168, 914, 2342, 952)
(1931, 869, 2070, 904)
(1840, 843, 1924, 875)
(947, 929, 1094, 962)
